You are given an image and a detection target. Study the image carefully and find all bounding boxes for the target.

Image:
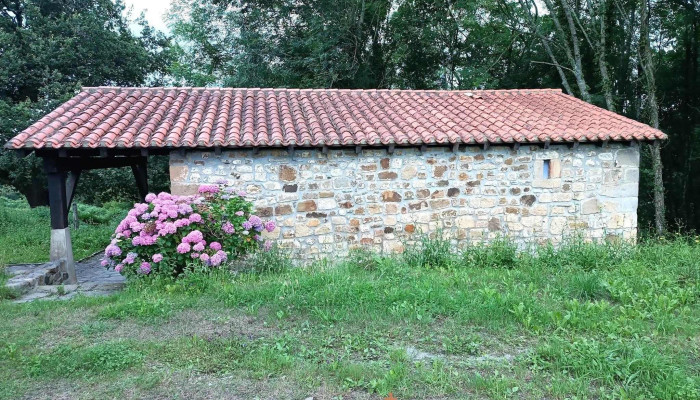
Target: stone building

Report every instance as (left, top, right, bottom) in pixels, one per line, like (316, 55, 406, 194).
(170, 142, 641, 257)
(7, 87, 666, 273)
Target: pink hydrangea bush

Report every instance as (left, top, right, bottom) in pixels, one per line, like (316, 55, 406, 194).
(102, 184, 276, 278)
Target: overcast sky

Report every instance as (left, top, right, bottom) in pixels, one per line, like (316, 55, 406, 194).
(122, 0, 172, 33)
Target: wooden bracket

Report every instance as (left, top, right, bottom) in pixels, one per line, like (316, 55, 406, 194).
(65, 170, 81, 214)
(131, 160, 149, 201)
(355, 145, 362, 155)
(387, 144, 395, 155)
(451, 143, 460, 153)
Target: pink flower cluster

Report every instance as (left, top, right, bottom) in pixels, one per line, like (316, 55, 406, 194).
(242, 215, 276, 233)
(102, 184, 277, 278)
(113, 192, 203, 249)
(174, 230, 229, 266)
(198, 185, 220, 194)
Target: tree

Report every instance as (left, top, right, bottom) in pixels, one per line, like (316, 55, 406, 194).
(168, 0, 392, 88)
(0, 0, 171, 206)
(638, 0, 666, 234)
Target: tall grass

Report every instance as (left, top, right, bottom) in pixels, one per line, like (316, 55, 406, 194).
(0, 197, 128, 265)
(1, 228, 698, 398)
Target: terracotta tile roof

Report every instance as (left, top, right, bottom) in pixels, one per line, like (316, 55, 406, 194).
(5, 87, 666, 150)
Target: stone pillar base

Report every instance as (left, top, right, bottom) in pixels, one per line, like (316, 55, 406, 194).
(50, 228, 76, 284)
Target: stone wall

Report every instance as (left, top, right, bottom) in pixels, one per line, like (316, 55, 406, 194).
(170, 143, 640, 258)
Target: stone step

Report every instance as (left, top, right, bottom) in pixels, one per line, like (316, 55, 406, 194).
(5, 260, 66, 295)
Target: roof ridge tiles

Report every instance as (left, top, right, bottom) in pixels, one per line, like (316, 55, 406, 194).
(81, 86, 564, 95)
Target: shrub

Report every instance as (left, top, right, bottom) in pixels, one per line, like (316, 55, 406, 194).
(101, 184, 276, 278)
(238, 244, 293, 274)
(347, 247, 383, 271)
(403, 234, 454, 269)
(537, 237, 631, 271)
(566, 272, 609, 300)
(76, 202, 127, 224)
(463, 237, 519, 268)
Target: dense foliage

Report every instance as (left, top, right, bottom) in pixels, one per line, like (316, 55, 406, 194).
(168, 0, 700, 232)
(102, 185, 275, 278)
(1, 0, 699, 232)
(0, 0, 171, 206)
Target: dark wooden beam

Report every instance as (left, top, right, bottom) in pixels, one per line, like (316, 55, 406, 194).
(53, 156, 147, 171)
(420, 144, 428, 154)
(451, 142, 460, 153)
(355, 145, 362, 155)
(44, 158, 69, 230)
(65, 170, 81, 212)
(131, 160, 149, 201)
(483, 141, 490, 151)
(512, 142, 521, 151)
(387, 143, 395, 155)
(287, 145, 295, 160)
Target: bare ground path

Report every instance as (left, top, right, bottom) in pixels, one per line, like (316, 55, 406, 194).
(6, 254, 125, 303)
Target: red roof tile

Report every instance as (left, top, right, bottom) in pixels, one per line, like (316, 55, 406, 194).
(5, 87, 666, 150)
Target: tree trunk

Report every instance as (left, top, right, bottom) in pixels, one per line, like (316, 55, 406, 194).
(639, 0, 666, 235)
(597, 0, 615, 111)
(650, 141, 666, 234)
(556, 0, 592, 102)
(541, 36, 575, 95)
(518, 0, 574, 95)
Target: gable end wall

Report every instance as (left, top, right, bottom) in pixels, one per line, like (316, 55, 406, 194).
(170, 144, 640, 259)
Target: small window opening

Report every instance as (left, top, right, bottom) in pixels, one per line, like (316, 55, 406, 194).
(543, 159, 551, 179)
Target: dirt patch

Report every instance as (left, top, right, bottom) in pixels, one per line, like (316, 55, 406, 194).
(34, 308, 101, 349)
(101, 308, 279, 343)
(36, 307, 278, 351)
(16, 370, 374, 400)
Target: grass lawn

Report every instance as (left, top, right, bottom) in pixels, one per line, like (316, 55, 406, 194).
(0, 198, 126, 265)
(1, 236, 699, 399)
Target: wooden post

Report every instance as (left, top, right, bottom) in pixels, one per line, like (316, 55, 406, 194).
(131, 158, 149, 201)
(43, 157, 77, 284)
(72, 202, 79, 230)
